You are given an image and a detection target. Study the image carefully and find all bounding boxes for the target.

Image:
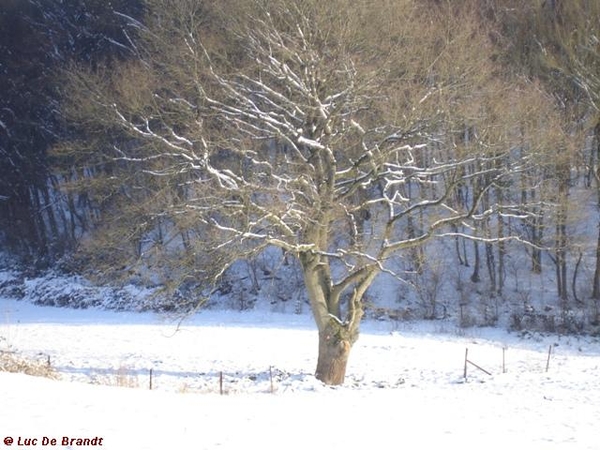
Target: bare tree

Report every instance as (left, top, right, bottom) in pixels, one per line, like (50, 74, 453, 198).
(67, 0, 537, 384)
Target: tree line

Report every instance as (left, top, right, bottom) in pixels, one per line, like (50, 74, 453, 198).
(0, 0, 143, 260)
(1, 0, 600, 384)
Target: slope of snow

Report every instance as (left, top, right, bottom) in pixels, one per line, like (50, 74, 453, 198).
(1, 297, 600, 449)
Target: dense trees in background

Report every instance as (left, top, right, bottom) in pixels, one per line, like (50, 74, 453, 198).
(2, 0, 600, 381)
(490, 0, 600, 306)
(0, 0, 142, 261)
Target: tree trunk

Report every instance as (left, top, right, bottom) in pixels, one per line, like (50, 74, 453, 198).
(555, 174, 569, 304)
(592, 122, 600, 299)
(471, 241, 480, 282)
(555, 221, 568, 303)
(315, 322, 352, 385)
(496, 201, 506, 294)
(301, 249, 373, 385)
(531, 211, 543, 274)
(593, 224, 600, 300)
(452, 224, 465, 265)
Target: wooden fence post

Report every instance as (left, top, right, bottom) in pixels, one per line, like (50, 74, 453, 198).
(546, 345, 552, 372)
(464, 347, 492, 380)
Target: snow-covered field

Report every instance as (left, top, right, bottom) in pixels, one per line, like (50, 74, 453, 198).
(1, 296, 600, 450)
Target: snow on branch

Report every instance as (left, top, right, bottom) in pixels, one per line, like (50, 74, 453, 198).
(435, 232, 549, 251)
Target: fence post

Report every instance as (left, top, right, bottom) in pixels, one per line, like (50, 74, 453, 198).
(546, 345, 552, 372)
(464, 347, 492, 379)
(149, 368, 153, 390)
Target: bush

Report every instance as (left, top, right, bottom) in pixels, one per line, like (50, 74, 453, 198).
(0, 351, 59, 379)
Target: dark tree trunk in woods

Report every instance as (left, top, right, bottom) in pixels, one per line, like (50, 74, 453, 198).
(471, 241, 481, 282)
(594, 225, 600, 300)
(485, 242, 496, 291)
(496, 195, 506, 294)
(531, 212, 544, 274)
(555, 163, 570, 304)
(593, 123, 600, 300)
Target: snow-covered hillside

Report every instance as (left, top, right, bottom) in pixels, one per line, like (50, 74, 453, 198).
(1, 296, 600, 449)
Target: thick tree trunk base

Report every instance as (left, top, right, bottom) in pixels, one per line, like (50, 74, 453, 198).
(315, 329, 351, 386)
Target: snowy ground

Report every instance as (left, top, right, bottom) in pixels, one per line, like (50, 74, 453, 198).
(1, 297, 600, 449)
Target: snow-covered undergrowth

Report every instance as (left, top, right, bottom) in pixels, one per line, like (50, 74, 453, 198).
(0, 266, 163, 311)
(1, 296, 600, 449)
(3, 243, 599, 338)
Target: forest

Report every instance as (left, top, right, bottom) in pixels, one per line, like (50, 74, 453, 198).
(1, 0, 600, 382)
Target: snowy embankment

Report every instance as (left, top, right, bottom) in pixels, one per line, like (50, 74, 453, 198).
(1, 297, 600, 449)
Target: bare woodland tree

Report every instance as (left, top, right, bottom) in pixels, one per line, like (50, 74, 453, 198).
(66, 0, 539, 384)
(542, 1, 600, 302)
